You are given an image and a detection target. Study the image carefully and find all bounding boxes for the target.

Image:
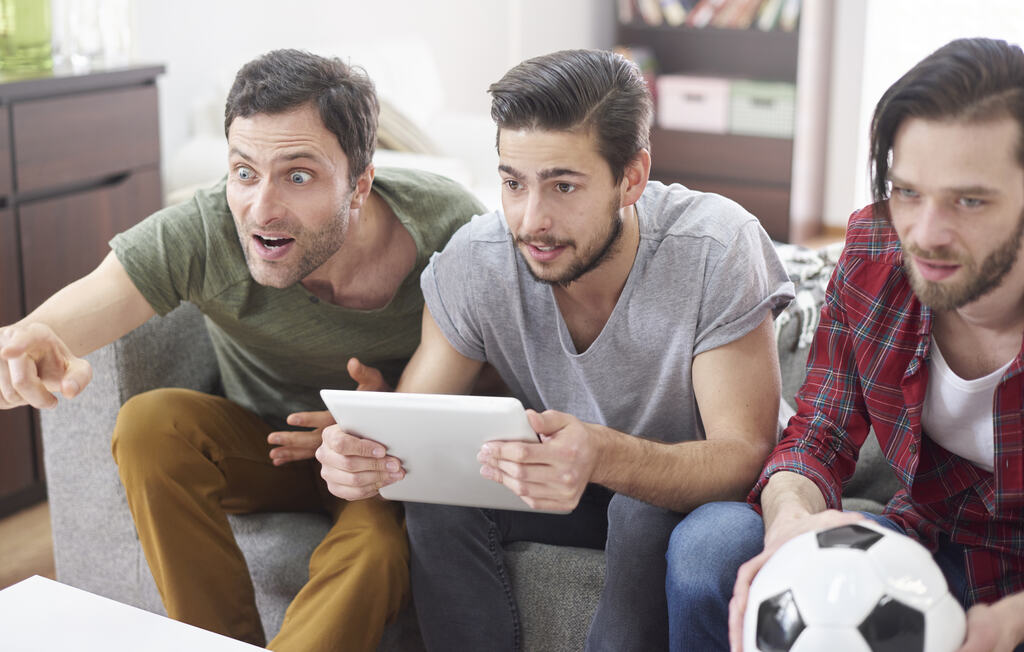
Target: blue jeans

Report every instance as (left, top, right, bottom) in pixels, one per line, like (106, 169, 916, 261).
(665, 501, 1022, 652)
(405, 487, 681, 651)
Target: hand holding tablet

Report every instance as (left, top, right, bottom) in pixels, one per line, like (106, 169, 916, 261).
(319, 390, 567, 513)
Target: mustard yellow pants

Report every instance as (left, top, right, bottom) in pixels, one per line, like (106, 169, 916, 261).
(111, 388, 408, 651)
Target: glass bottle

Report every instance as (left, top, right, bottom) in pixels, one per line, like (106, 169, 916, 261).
(0, 0, 53, 74)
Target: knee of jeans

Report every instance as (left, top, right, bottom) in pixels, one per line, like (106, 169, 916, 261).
(404, 502, 486, 544)
(606, 493, 679, 548)
(111, 388, 206, 467)
(666, 502, 754, 590)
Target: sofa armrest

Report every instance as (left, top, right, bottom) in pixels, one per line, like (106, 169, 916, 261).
(39, 303, 218, 610)
(773, 244, 899, 513)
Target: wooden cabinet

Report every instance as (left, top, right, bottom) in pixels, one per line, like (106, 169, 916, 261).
(618, 5, 833, 242)
(0, 66, 164, 516)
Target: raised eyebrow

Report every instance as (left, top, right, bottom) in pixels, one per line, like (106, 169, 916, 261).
(498, 164, 522, 178)
(228, 146, 253, 163)
(280, 151, 322, 164)
(537, 167, 586, 181)
(228, 147, 322, 166)
(498, 164, 587, 181)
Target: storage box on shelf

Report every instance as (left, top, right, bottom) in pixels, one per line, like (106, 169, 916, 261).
(729, 79, 796, 138)
(656, 75, 730, 133)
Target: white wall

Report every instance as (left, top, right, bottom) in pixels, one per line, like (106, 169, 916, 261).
(823, 0, 1024, 227)
(132, 0, 615, 183)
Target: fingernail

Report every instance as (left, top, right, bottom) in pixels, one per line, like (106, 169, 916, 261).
(389, 472, 403, 480)
(372, 447, 385, 457)
(386, 461, 398, 472)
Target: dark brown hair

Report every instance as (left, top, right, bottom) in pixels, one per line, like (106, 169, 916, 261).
(870, 37, 1024, 215)
(224, 49, 379, 187)
(488, 49, 652, 183)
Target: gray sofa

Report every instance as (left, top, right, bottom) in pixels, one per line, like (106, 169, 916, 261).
(39, 243, 897, 651)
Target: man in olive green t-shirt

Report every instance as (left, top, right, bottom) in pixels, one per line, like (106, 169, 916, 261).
(0, 49, 483, 652)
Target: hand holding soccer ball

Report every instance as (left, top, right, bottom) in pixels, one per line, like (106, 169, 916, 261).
(743, 521, 966, 652)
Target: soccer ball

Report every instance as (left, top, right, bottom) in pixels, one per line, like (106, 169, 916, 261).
(743, 520, 966, 652)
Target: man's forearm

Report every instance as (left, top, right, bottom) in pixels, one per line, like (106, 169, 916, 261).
(760, 470, 828, 530)
(591, 429, 773, 513)
(14, 251, 154, 356)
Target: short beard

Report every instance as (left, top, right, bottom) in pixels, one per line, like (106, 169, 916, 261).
(238, 204, 350, 288)
(904, 208, 1024, 311)
(516, 199, 625, 288)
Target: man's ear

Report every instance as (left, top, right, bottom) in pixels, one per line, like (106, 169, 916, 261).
(349, 163, 376, 210)
(620, 149, 651, 208)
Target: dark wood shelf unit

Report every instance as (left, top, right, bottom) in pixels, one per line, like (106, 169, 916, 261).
(619, 14, 822, 242)
(0, 65, 164, 517)
(618, 24, 800, 81)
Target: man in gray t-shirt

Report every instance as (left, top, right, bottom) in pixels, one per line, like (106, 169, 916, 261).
(318, 49, 793, 650)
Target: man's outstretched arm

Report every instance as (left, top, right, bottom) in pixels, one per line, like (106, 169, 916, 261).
(0, 251, 156, 409)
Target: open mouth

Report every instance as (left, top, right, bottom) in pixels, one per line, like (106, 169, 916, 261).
(254, 234, 295, 249)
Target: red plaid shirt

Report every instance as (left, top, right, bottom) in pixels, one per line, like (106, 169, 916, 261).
(751, 203, 1024, 605)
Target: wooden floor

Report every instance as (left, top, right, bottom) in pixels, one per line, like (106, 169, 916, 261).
(0, 501, 55, 590)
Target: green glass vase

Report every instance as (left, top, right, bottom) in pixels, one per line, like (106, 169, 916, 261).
(0, 0, 53, 74)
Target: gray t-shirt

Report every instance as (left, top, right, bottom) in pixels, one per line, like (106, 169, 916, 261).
(111, 167, 484, 428)
(421, 181, 794, 442)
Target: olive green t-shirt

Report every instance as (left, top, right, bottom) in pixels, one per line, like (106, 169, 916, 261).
(110, 167, 484, 428)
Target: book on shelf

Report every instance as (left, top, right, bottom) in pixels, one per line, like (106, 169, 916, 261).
(660, 0, 690, 26)
(685, 0, 727, 28)
(711, 0, 763, 29)
(777, 0, 801, 31)
(755, 0, 785, 30)
(617, 0, 800, 32)
(637, 0, 664, 25)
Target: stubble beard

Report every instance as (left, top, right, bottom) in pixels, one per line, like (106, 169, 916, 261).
(238, 205, 350, 289)
(904, 208, 1024, 311)
(516, 197, 625, 288)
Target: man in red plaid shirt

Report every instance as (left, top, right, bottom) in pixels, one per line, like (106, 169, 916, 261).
(667, 37, 1024, 652)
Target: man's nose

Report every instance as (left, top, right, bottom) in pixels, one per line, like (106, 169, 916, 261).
(251, 180, 284, 226)
(913, 200, 955, 253)
(519, 191, 551, 237)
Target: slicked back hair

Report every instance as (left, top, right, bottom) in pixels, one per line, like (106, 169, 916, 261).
(870, 37, 1024, 217)
(224, 49, 379, 187)
(489, 49, 652, 183)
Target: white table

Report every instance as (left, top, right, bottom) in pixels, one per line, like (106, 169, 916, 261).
(0, 576, 262, 651)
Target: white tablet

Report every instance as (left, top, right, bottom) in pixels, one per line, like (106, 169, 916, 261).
(320, 389, 562, 513)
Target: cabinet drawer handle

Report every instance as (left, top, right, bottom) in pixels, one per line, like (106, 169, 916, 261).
(16, 169, 136, 204)
(99, 172, 131, 188)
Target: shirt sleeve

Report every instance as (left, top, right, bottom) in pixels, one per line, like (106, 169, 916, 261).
(747, 251, 874, 511)
(109, 194, 210, 317)
(419, 220, 488, 361)
(694, 219, 795, 356)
